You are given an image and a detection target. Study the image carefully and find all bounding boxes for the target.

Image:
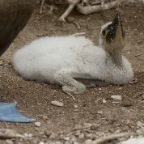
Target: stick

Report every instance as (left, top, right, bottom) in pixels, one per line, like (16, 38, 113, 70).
(40, 0, 45, 14)
(77, 0, 125, 15)
(59, 0, 81, 21)
(0, 129, 24, 139)
(72, 32, 86, 36)
(65, 92, 76, 101)
(91, 132, 134, 144)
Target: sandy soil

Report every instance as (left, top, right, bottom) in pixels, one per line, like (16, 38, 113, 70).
(0, 2, 144, 144)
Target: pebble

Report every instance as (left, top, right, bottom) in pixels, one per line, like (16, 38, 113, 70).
(137, 121, 144, 128)
(63, 137, 70, 141)
(0, 62, 3, 66)
(97, 110, 103, 114)
(78, 133, 85, 139)
(90, 125, 98, 130)
(111, 95, 122, 101)
(39, 142, 44, 144)
(24, 133, 29, 137)
(102, 99, 107, 104)
(73, 142, 79, 144)
(136, 128, 144, 135)
(28, 133, 33, 138)
(55, 142, 62, 144)
(51, 100, 64, 107)
(84, 139, 93, 144)
(75, 130, 81, 137)
(24, 133, 33, 138)
(44, 130, 52, 138)
(49, 133, 57, 139)
(74, 104, 78, 108)
(85, 133, 94, 139)
(121, 101, 133, 107)
(34, 121, 41, 127)
(5, 140, 14, 144)
(70, 135, 77, 142)
(35, 127, 39, 131)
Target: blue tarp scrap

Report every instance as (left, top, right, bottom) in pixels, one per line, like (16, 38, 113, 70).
(0, 102, 34, 123)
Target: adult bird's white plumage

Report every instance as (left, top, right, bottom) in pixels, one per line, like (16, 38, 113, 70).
(12, 12, 133, 94)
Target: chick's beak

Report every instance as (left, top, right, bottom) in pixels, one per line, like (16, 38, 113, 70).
(106, 11, 125, 43)
(102, 11, 125, 67)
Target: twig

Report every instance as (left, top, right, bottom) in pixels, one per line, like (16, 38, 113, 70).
(72, 32, 86, 36)
(65, 92, 76, 101)
(77, 0, 125, 15)
(0, 129, 24, 139)
(91, 132, 134, 144)
(66, 126, 90, 136)
(59, 0, 81, 21)
(40, 0, 45, 14)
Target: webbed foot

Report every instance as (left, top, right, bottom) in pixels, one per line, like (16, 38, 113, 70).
(55, 70, 86, 95)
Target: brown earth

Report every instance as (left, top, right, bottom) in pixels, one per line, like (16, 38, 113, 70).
(0, 2, 144, 144)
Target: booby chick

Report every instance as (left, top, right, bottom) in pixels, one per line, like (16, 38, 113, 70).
(12, 12, 133, 94)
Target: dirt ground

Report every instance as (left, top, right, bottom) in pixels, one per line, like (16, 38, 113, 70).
(0, 2, 144, 144)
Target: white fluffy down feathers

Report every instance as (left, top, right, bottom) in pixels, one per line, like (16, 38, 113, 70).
(12, 34, 133, 94)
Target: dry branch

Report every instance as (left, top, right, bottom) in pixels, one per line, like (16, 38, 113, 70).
(77, 0, 124, 15)
(91, 132, 134, 144)
(59, 0, 81, 21)
(0, 129, 24, 139)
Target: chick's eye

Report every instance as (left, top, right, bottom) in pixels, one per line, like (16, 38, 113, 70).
(102, 30, 106, 36)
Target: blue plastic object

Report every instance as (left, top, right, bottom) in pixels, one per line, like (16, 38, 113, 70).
(0, 102, 34, 122)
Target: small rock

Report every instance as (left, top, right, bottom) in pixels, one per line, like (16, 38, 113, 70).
(73, 142, 79, 144)
(32, 139, 39, 144)
(84, 139, 93, 144)
(24, 133, 29, 137)
(0, 62, 3, 66)
(97, 110, 103, 114)
(35, 127, 39, 131)
(142, 94, 144, 99)
(78, 133, 84, 139)
(44, 130, 52, 138)
(39, 142, 44, 144)
(137, 40, 143, 44)
(74, 104, 78, 108)
(51, 100, 64, 107)
(83, 123, 92, 127)
(102, 99, 107, 104)
(121, 101, 133, 107)
(55, 141, 63, 144)
(28, 133, 33, 138)
(75, 130, 81, 137)
(136, 128, 144, 135)
(5, 140, 14, 144)
(24, 133, 33, 138)
(111, 95, 122, 101)
(70, 135, 77, 142)
(90, 125, 98, 130)
(84, 133, 94, 139)
(49, 133, 57, 139)
(39, 131, 44, 135)
(137, 121, 144, 128)
(34, 121, 41, 127)
(63, 137, 70, 141)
